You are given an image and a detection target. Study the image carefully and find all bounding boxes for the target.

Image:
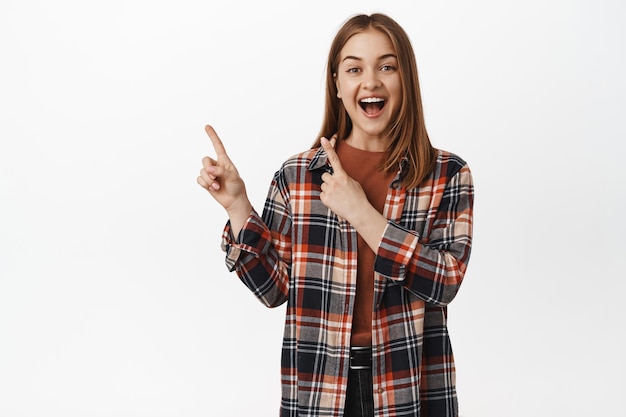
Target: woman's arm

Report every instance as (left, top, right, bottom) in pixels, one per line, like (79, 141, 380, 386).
(198, 125, 292, 307)
(375, 165, 473, 306)
(221, 174, 293, 308)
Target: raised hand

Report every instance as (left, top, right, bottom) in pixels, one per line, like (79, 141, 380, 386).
(197, 125, 252, 234)
(319, 137, 388, 252)
(319, 137, 370, 222)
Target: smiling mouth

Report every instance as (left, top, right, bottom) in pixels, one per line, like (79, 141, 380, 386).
(359, 97, 385, 115)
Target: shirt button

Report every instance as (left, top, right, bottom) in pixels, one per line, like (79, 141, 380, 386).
(378, 388, 384, 394)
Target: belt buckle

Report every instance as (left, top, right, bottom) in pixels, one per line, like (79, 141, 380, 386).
(349, 346, 371, 370)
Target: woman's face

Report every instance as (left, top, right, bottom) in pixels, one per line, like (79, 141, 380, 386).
(335, 28, 402, 149)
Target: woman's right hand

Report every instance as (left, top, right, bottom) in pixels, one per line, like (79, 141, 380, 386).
(197, 125, 253, 234)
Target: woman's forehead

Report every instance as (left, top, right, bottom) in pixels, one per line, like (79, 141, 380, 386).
(339, 29, 396, 61)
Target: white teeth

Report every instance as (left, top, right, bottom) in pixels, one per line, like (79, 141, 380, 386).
(360, 97, 384, 103)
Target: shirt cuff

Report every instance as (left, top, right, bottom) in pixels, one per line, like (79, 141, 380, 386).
(221, 210, 272, 271)
(374, 221, 420, 282)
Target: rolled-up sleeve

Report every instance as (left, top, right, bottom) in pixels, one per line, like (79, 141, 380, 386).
(375, 164, 473, 306)
(221, 211, 274, 272)
(220, 170, 293, 308)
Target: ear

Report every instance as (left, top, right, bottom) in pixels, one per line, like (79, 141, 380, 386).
(333, 73, 342, 99)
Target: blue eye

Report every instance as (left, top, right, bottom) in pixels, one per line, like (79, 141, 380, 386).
(381, 65, 396, 72)
(347, 67, 360, 73)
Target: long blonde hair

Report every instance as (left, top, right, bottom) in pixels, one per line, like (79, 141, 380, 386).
(312, 13, 436, 189)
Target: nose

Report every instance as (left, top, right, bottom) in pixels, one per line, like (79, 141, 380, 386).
(363, 70, 381, 90)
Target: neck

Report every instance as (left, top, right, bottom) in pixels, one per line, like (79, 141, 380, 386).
(345, 134, 388, 152)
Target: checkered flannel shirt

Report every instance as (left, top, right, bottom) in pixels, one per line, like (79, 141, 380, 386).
(221, 146, 474, 417)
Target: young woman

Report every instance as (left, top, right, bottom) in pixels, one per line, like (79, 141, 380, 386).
(198, 13, 474, 417)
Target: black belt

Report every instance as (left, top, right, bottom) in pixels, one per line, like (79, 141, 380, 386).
(349, 346, 372, 370)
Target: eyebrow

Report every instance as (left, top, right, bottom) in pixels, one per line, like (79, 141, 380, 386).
(342, 53, 398, 63)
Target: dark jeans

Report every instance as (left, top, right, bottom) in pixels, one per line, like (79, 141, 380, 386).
(343, 367, 374, 417)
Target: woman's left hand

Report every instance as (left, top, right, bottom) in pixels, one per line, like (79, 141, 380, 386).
(320, 137, 389, 252)
(319, 137, 370, 222)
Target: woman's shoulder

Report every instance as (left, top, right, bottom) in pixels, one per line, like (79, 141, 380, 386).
(435, 148, 468, 167)
(278, 147, 324, 172)
(270, 148, 323, 193)
(433, 148, 471, 176)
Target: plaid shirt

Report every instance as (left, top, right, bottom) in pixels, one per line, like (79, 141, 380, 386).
(221, 146, 473, 417)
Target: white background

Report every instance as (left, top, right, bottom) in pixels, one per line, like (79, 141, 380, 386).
(1, 0, 624, 416)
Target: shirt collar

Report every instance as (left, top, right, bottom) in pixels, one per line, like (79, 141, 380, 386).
(307, 146, 410, 188)
(390, 155, 409, 189)
(307, 146, 330, 171)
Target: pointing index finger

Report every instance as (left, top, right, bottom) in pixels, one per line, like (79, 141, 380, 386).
(205, 125, 228, 158)
(321, 137, 344, 173)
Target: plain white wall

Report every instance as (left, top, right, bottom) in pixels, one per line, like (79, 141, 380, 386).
(1, 0, 624, 416)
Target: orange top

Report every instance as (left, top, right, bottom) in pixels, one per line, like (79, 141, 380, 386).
(336, 141, 395, 347)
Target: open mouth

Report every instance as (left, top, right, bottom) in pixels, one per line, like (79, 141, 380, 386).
(359, 97, 385, 115)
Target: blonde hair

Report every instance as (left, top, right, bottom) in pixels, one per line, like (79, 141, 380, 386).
(312, 13, 436, 189)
